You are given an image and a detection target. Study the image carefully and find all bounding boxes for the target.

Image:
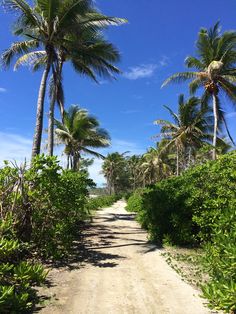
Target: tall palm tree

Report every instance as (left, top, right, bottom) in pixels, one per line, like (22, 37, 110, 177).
(155, 95, 213, 175)
(162, 22, 236, 159)
(2, 0, 93, 159)
(23, 20, 125, 157)
(46, 30, 121, 156)
(55, 105, 110, 171)
(2, 0, 126, 160)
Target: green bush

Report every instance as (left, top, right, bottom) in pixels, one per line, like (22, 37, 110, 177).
(27, 156, 94, 257)
(0, 155, 94, 258)
(87, 194, 120, 212)
(127, 152, 236, 312)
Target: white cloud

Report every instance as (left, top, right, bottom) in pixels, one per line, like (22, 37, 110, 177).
(124, 64, 158, 80)
(121, 109, 141, 114)
(123, 57, 169, 81)
(0, 132, 32, 165)
(88, 159, 106, 186)
(226, 112, 236, 119)
(0, 87, 7, 93)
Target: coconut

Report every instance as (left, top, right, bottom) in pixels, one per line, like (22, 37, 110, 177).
(207, 60, 223, 79)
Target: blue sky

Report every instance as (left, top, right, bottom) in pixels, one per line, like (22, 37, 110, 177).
(1, 0, 236, 185)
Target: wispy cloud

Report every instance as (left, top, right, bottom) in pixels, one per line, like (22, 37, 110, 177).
(121, 109, 141, 114)
(124, 64, 158, 80)
(226, 112, 236, 119)
(0, 87, 7, 93)
(158, 55, 169, 67)
(0, 132, 32, 165)
(124, 56, 169, 81)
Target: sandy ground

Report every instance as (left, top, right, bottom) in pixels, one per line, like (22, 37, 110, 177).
(38, 200, 212, 314)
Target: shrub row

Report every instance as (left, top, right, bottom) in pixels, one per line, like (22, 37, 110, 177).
(87, 194, 121, 212)
(126, 152, 236, 313)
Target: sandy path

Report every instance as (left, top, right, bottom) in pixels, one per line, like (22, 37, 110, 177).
(39, 200, 211, 314)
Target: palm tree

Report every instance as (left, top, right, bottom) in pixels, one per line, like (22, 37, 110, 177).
(141, 147, 171, 185)
(46, 30, 122, 156)
(162, 22, 236, 159)
(127, 155, 143, 190)
(2, 0, 126, 159)
(28, 19, 125, 157)
(2, 0, 93, 159)
(55, 105, 110, 171)
(155, 95, 213, 175)
(102, 152, 128, 195)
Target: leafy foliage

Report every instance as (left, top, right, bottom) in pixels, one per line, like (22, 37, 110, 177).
(127, 152, 236, 312)
(55, 105, 110, 171)
(0, 154, 96, 312)
(87, 194, 121, 212)
(0, 214, 47, 313)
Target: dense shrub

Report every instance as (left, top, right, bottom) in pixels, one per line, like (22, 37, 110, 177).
(26, 156, 94, 258)
(126, 188, 147, 214)
(0, 155, 95, 312)
(127, 152, 236, 312)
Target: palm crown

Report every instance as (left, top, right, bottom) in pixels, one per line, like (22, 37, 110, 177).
(155, 95, 214, 175)
(55, 105, 110, 170)
(162, 22, 236, 159)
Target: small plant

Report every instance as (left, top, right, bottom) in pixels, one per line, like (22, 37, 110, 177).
(0, 214, 47, 313)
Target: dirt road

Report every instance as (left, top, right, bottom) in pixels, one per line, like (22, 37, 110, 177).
(40, 200, 211, 314)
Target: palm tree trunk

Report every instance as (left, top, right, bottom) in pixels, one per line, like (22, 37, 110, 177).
(48, 88, 56, 157)
(31, 59, 51, 161)
(108, 179, 112, 195)
(176, 146, 179, 176)
(70, 156, 73, 169)
(48, 60, 64, 156)
(212, 93, 218, 160)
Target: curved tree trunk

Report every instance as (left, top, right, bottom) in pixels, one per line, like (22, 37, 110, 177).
(212, 93, 218, 160)
(48, 60, 64, 156)
(31, 59, 51, 161)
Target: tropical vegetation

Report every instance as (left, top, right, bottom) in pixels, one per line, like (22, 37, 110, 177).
(0, 2, 236, 312)
(2, 0, 126, 159)
(162, 22, 236, 160)
(126, 152, 236, 312)
(55, 105, 110, 171)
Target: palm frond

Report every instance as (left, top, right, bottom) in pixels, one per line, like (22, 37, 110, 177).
(185, 56, 205, 70)
(3, 0, 38, 27)
(162, 72, 199, 88)
(1, 40, 39, 68)
(14, 50, 46, 70)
